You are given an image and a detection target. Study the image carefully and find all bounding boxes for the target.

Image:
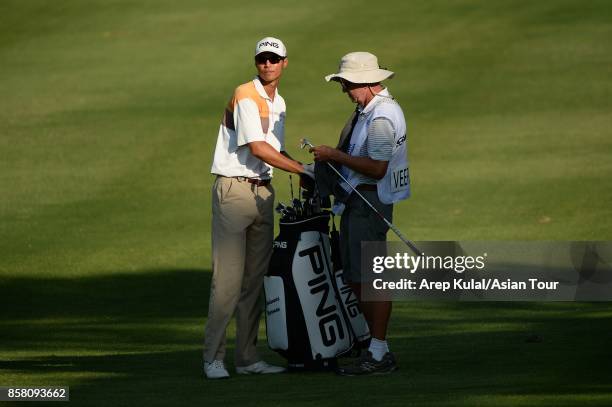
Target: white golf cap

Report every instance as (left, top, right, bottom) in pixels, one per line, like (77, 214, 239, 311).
(255, 37, 287, 58)
(325, 52, 394, 84)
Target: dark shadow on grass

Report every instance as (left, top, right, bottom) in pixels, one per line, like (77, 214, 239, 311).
(1, 328, 612, 406)
(0, 268, 212, 320)
(1, 270, 612, 405)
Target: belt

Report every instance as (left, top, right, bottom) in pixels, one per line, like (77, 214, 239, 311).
(356, 184, 377, 191)
(247, 178, 270, 187)
(234, 176, 270, 187)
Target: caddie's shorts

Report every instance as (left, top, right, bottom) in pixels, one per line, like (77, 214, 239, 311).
(340, 189, 392, 283)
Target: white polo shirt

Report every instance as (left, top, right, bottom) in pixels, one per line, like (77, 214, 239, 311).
(211, 76, 286, 179)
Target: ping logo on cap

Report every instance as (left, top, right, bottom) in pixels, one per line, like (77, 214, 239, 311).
(259, 41, 279, 49)
(255, 36, 286, 57)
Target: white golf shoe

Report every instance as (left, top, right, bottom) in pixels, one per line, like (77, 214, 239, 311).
(235, 361, 286, 375)
(204, 360, 230, 379)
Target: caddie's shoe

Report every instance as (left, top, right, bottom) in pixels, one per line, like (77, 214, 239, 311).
(236, 361, 286, 375)
(204, 360, 230, 379)
(336, 351, 397, 376)
(384, 352, 398, 370)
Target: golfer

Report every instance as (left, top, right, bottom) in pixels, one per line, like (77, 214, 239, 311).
(310, 52, 410, 375)
(204, 37, 311, 379)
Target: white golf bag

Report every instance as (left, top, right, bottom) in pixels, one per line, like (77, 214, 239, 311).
(264, 211, 370, 370)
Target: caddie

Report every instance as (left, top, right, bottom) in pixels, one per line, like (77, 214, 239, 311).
(204, 36, 313, 379)
(309, 51, 410, 375)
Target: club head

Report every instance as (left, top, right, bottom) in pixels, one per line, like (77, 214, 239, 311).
(275, 203, 288, 213)
(302, 188, 314, 200)
(300, 138, 314, 149)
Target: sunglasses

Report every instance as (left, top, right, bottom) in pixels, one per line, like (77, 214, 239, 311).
(338, 79, 358, 91)
(255, 54, 285, 64)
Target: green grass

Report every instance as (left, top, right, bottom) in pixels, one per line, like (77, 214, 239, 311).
(1, 0, 612, 405)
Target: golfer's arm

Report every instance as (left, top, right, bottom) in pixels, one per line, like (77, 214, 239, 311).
(281, 150, 299, 162)
(332, 150, 388, 180)
(249, 141, 304, 174)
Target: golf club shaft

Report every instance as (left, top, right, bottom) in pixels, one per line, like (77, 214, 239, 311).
(329, 161, 421, 255)
(302, 139, 421, 255)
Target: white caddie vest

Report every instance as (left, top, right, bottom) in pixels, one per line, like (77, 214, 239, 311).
(339, 91, 410, 204)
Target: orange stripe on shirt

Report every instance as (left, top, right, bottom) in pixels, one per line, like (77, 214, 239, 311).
(221, 81, 270, 133)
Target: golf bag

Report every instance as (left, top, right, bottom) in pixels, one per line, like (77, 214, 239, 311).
(264, 208, 370, 370)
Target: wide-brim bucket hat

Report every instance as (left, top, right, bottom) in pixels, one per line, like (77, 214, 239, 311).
(325, 52, 394, 84)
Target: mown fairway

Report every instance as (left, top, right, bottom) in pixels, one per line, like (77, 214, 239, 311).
(1, 0, 611, 405)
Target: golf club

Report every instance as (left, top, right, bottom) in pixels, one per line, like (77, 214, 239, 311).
(292, 198, 303, 217)
(276, 202, 288, 214)
(300, 138, 421, 255)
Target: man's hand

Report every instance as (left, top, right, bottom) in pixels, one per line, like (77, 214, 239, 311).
(309, 145, 338, 162)
(308, 144, 388, 180)
(300, 163, 315, 190)
(302, 163, 315, 179)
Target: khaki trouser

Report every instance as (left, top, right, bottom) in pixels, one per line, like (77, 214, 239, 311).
(204, 176, 274, 366)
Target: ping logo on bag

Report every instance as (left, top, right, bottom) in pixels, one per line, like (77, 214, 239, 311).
(298, 245, 346, 346)
(274, 241, 288, 249)
(339, 284, 361, 318)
